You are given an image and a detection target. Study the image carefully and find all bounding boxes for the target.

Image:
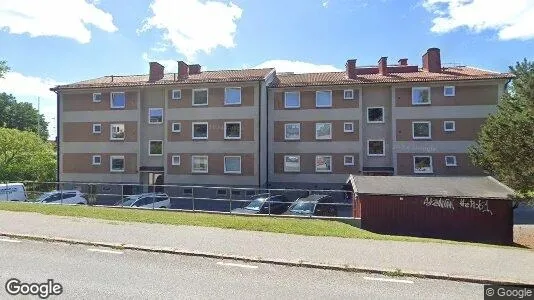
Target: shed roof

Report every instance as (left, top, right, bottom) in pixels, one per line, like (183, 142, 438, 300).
(347, 175, 515, 199)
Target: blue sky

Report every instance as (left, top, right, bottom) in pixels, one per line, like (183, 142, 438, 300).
(0, 0, 533, 138)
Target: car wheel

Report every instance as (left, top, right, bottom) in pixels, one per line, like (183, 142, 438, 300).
(160, 206, 167, 209)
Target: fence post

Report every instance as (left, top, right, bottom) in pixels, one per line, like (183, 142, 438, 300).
(121, 184, 124, 207)
(268, 188, 271, 216)
(60, 182, 63, 205)
(229, 187, 233, 213)
(152, 187, 156, 210)
(192, 188, 195, 212)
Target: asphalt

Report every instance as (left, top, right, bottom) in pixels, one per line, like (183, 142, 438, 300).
(0, 238, 485, 299)
(0, 210, 533, 284)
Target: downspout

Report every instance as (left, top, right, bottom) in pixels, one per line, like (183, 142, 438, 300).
(258, 80, 262, 187)
(265, 85, 269, 187)
(54, 89, 60, 184)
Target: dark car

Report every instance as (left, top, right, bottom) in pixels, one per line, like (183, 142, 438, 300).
(231, 194, 291, 215)
(283, 194, 338, 217)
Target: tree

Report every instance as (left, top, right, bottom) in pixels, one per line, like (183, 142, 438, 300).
(469, 59, 534, 202)
(0, 60, 8, 78)
(0, 127, 56, 182)
(0, 92, 49, 140)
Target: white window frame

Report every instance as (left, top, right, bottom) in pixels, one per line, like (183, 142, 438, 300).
(343, 122, 354, 133)
(92, 123, 102, 134)
(110, 124, 125, 141)
(191, 155, 209, 173)
(367, 140, 385, 157)
(92, 155, 101, 166)
(412, 87, 431, 105)
(110, 155, 125, 173)
(224, 156, 242, 174)
(148, 108, 164, 124)
(192, 122, 208, 140)
(445, 155, 457, 167)
(148, 140, 163, 156)
(343, 89, 354, 100)
(412, 121, 432, 140)
(92, 93, 102, 103)
(444, 86, 455, 97)
(192, 88, 209, 106)
(110, 92, 126, 109)
(367, 107, 385, 123)
(283, 155, 301, 173)
(443, 121, 456, 132)
(315, 90, 332, 108)
(344, 155, 355, 166)
(171, 89, 182, 100)
(171, 155, 181, 166)
(224, 87, 242, 105)
(315, 155, 333, 173)
(284, 91, 300, 109)
(413, 155, 433, 174)
(315, 122, 332, 140)
(284, 123, 301, 140)
(172, 122, 181, 133)
(224, 121, 241, 140)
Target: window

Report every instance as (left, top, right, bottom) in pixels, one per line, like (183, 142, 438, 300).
(315, 155, 332, 173)
(192, 122, 208, 140)
(149, 140, 163, 156)
(172, 89, 182, 100)
(224, 156, 241, 174)
(110, 92, 126, 108)
(315, 123, 332, 140)
(414, 156, 433, 173)
(412, 87, 431, 105)
(149, 108, 163, 124)
(445, 155, 457, 167)
(110, 156, 125, 172)
(171, 155, 181, 166)
(344, 155, 355, 166)
(316, 90, 332, 107)
(93, 93, 102, 103)
(444, 86, 455, 97)
(92, 123, 102, 134)
(193, 89, 208, 106)
(172, 122, 181, 133)
(92, 155, 101, 165)
(110, 124, 125, 140)
(224, 122, 241, 140)
(225, 87, 241, 105)
(191, 155, 208, 173)
(444, 121, 455, 132)
(367, 107, 384, 123)
(343, 122, 354, 133)
(344, 89, 354, 100)
(284, 91, 300, 108)
(367, 140, 385, 156)
(284, 155, 300, 172)
(412, 121, 431, 139)
(284, 123, 300, 140)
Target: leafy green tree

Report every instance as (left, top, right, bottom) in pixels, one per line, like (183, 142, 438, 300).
(0, 127, 56, 182)
(0, 60, 8, 78)
(0, 93, 49, 140)
(469, 59, 534, 202)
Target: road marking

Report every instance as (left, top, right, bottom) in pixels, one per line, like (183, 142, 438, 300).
(363, 276, 414, 284)
(216, 262, 258, 269)
(87, 248, 124, 255)
(0, 238, 21, 243)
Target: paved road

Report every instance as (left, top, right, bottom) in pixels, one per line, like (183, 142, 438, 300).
(0, 238, 483, 299)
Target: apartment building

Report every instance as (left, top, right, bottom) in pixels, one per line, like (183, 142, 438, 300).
(52, 48, 513, 190)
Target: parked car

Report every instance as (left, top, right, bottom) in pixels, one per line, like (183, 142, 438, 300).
(283, 194, 338, 217)
(231, 194, 291, 214)
(0, 183, 27, 201)
(37, 190, 87, 205)
(116, 193, 170, 209)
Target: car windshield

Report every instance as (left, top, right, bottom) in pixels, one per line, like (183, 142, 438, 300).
(289, 201, 315, 214)
(120, 196, 138, 206)
(37, 192, 55, 202)
(244, 197, 267, 211)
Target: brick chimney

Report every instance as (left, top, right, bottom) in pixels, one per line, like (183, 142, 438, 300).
(346, 59, 357, 79)
(422, 48, 441, 72)
(398, 58, 408, 66)
(149, 62, 164, 81)
(378, 57, 388, 75)
(189, 64, 201, 75)
(178, 61, 189, 79)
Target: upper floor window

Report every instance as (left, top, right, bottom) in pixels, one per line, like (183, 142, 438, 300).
(284, 91, 300, 108)
(224, 122, 241, 140)
(171, 155, 181, 166)
(443, 121, 456, 132)
(414, 155, 433, 174)
(110, 92, 126, 108)
(444, 86, 455, 97)
(110, 155, 125, 172)
(315, 155, 332, 173)
(149, 108, 163, 124)
(225, 87, 242, 105)
(412, 121, 431, 139)
(367, 140, 385, 156)
(412, 87, 431, 105)
(367, 107, 384, 123)
(344, 155, 355, 166)
(93, 93, 102, 103)
(284, 155, 300, 172)
(191, 155, 209, 173)
(149, 140, 163, 156)
(172, 122, 181, 133)
(315, 123, 332, 140)
(110, 124, 125, 141)
(172, 89, 182, 100)
(224, 156, 242, 174)
(92, 155, 101, 166)
(343, 122, 354, 133)
(193, 89, 208, 106)
(316, 90, 332, 107)
(192, 122, 208, 140)
(92, 123, 102, 134)
(284, 123, 300, 140)
(344, 89, 354, 100)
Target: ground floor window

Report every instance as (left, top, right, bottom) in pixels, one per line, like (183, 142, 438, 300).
(413, 155, 433, 173)
(191, 155, 208, 173)
(224, 156, 242, 174)
(110, 156, 125, 172)
(284, 155, 300, 172)
(315, 155, 332, 173)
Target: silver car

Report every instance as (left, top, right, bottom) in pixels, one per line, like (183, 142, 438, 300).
(117, 193, 171, 209)
(37, 190, 88, 205)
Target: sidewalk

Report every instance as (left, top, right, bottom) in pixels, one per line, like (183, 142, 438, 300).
(1, 210, 533, 284)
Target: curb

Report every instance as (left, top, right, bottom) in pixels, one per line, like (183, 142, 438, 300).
(1, 232, 532, 286)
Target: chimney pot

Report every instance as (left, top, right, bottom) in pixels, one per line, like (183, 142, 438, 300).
(149, 62, 165, 81)
(422, 48, 441, 72)
(189, 64, 202, 75)
(378, 57, 388, 75)
(178, 61, 189, 79)
(398, 58, 408, 66)
(346, 59, 357, 79)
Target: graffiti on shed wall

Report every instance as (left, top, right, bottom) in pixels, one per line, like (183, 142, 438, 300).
(423, 197, 493, 215)
(423, 197, 454, 210)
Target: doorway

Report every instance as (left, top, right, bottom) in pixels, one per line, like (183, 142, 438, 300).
(141, 172, 164, 193)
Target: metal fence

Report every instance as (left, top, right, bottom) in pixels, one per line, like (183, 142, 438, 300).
(1, 181, 356, 219)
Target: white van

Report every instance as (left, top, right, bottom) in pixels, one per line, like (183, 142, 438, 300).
(0, 183, 27, 202)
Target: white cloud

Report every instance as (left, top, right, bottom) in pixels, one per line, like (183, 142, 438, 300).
(139, 0, 243, 60)
(254, 60, 342, 73)
(423, 0, 534, 40)
(0, 0, 117, 43)
(322, 1, 329, 8)
(0, 72, 63, 139)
